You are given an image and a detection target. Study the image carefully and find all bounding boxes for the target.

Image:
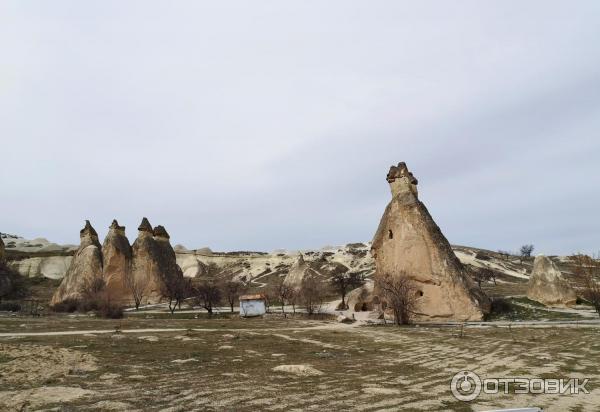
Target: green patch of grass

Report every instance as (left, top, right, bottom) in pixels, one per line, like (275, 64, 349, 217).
(485, 297, 583, 321)
(511, 296, 546, 307)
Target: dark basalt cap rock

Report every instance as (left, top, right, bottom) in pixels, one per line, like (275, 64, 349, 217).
(138, 217, 153, 232)
(386, 162, 418, 185)
(153, 225, 170, 239)
(109, 219, 126, 231)
(80, 220, 98, 237)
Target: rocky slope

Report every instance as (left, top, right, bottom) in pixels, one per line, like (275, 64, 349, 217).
(2, 232, 588, 303)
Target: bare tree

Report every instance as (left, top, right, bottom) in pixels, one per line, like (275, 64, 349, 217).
(330, 271, 365, 310)
(79, 275, 106, 301)
(161, 269, 190, 315)
(271, 276, 296, 313)
(376, 272, 420, 325)
(519, 244, 535, 261)
(193, 280, 222, 316)
(472, 267, 494, 288)
(300, 275, 325, 315)
(573, 254, 600, 316)
(124, 267, 147, 311)
(288, 287, 299, 314)
(222, 279, 246, 313)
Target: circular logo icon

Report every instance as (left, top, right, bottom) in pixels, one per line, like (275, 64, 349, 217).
(451, 370, 482, 401)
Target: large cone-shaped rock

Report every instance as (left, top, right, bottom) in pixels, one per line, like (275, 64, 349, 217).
(130, 217, 164, 304)
(51, 221, 103, 305)
(371, 162, 489, 321)
(283, 254, 310, 288)
(153, 225, 184, 287)
(102, 220, 132, 304)
(527, 255, 576, 307)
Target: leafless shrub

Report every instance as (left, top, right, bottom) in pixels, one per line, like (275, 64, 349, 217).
(472, 267, 495, 288)
(270, 276, 297, 313)
(161, 269, 191, 314)
(519, 244, 535, 261)
(330, 271, 364, 310)
(193, 280, 222, 315)
(376, 271, 420, 325)
(573, 254, 600, 316)
(300, 275, 325, 315)
(124, 264, 148, 311)
(221, 279, 246, 313)
(79, 276, 106, 301)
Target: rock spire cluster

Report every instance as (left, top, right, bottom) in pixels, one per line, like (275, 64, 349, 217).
(51, 218, 183, 306)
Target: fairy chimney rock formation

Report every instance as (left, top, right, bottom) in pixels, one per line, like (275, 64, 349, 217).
(153, 224, 183, 285)
(102, 219, 132, 304)
(153, 225, 170, 239)
(51, 220, 103, 305)
(371, 162, 489, 321)
(129, 217, 163, 303)
(284, 254, 309, 288)
(527, 255, 577, 307)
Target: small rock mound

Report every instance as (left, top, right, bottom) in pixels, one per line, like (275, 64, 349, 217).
(272, 364, 324, 376)
(527, 255, 577, 307)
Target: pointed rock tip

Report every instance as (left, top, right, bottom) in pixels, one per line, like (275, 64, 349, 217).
(138, 217, 153, 232)
(153, 225, 170, 239)
(386, 161, 418, 185)
(109, 219, 126, 232)
(80, 220, 98, 237)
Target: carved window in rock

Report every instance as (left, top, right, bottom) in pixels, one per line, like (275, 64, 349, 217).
(388, 230, 393, 239)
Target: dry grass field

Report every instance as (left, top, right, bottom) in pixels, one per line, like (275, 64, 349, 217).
(1, 314, 600, 411)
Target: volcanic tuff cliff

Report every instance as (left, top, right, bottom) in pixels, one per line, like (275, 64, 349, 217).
(371, 162, 490, 321)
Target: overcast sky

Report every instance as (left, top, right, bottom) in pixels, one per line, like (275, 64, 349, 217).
(1, 1, 599, 255)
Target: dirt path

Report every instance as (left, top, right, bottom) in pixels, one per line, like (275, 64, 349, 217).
(2, 318, 600, 338)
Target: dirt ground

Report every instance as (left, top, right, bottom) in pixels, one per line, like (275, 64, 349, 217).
(1, 314, 600, 411)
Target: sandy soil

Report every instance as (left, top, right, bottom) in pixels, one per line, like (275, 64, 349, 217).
(2, 317, 600, 411)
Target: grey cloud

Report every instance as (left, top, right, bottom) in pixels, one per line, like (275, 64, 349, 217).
(0, 1, 599, 255)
